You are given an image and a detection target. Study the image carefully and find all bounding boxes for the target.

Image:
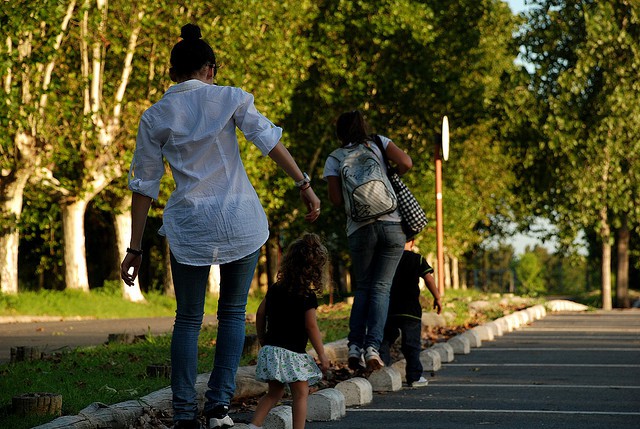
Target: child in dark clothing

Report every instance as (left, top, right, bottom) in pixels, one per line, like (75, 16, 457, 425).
(251, 233, 330, 429)
(379, 238, 442, 387)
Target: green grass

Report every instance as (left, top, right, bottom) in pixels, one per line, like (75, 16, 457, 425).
(0, 288, 541, 428)
(0, 288, 219, 319)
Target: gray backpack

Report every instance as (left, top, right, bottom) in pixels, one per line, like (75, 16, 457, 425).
(329, 139, 397, 222)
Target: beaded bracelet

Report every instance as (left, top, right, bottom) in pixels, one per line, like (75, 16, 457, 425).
(126, 247, 143, 256)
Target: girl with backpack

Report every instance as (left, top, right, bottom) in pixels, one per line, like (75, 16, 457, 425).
(322, 110, 413, 371)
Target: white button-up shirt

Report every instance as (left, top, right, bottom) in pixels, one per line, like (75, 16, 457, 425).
(129, 80, 281, 265)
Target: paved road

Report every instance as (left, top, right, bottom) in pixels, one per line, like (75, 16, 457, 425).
(0, 315, 218, 364)
(304, 310, 640, 429)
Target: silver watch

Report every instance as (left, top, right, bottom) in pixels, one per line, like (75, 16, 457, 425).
(295, 172, 311, 188)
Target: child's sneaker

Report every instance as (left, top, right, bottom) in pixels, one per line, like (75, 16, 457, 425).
(348, 344, 365, 370)
(364, 346, 384, 371)
(407, 376, 429, 388)
(205, 404, 234, 428)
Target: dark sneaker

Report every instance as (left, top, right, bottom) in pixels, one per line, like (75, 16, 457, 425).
(205, 404, 234, 429)
(173, 420, 202, 429)
(348, 344, 365, 370)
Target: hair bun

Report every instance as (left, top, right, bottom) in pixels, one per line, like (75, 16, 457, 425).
(180, 23, 202, 41)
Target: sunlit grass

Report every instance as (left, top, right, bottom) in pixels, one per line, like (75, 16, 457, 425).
(0, 288, 265, 319)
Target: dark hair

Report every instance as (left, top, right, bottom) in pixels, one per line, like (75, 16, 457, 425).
(170, 24, 216, 79)
(336, 110, 371, 146)
(276, 233, 328, 297)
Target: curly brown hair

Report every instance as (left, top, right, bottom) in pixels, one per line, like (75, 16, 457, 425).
(276, 233, 328, 297)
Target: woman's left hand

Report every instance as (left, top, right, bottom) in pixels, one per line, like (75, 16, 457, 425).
(300, 186, 321, 222)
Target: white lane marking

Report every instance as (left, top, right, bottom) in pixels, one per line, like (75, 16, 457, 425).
(475, 348, 640, 352)
(431, 383, 640, 389)
(520, 327, 640, 333)
(446, 363, 640, 368)
(497, 334, 640, 339)
(349, 409, 640, 416)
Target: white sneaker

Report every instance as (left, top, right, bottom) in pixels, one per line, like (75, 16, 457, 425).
(205, 405, 234, 429)
(348, 344, 365, 370)
(364, 346, 384, 371)
(407, 376, 429, 387)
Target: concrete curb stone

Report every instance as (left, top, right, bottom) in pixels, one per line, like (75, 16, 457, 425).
(429, 342, 454, 363)
(368, 367, 402, 392)
(447, 334, 471, 354)
(471, 325, 494, 341)
(335, 377, 372, 406)
(263, 405, 292, 429)
(419, 348, 442, 371)
(461, 330, 482, 348)
(485, 320, 503, 337)
(307, 388, 346, 421)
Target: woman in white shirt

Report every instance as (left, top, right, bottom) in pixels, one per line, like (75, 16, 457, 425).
(120, 24, 320, 429)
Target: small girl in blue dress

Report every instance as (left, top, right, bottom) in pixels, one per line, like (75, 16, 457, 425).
(250, 233, 330, 429)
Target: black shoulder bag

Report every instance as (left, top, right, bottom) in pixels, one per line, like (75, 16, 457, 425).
(373, 135, 428, 240)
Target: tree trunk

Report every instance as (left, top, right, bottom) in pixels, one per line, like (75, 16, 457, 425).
(444, 254, 452, 290)
(12, 392, 62, 417)
(163, 237, 174, 297)
(265, 233, 280, 286)
(208, 265, 220, 295)
(615, 216, 630, 308)
(332, 257, 350, 295)
(451, 255, 460, 290)
(599, 207, 612, 310)
(61, 200, 90, 292)
(113, 199, 145, 302)
(256, 247, 268, 294)
(0, 176, 27, 294)
(0, 132, 38, 294)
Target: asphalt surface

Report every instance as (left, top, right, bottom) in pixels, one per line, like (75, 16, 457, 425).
(300, 310, 640, 429)
(0, 315, 218, 364)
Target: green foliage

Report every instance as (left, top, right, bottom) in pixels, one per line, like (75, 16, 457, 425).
(516, 0, 640, 238)
(9, 0, 631, 305)
(283, 0, 522, 259)
(514, 252, 547, 296)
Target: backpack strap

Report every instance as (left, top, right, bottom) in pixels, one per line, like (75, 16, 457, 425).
(372, 134, 394, 174)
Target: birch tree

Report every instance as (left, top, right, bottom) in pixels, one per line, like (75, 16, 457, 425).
(0, 1, 76, 294)
(46, 0, 148, 293)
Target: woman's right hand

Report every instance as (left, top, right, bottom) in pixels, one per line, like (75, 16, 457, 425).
(301, 186, 321, 222)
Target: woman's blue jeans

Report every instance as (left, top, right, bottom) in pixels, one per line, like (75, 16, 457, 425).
(347, 221, 405, 351)
(170, 249, 259, 421)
